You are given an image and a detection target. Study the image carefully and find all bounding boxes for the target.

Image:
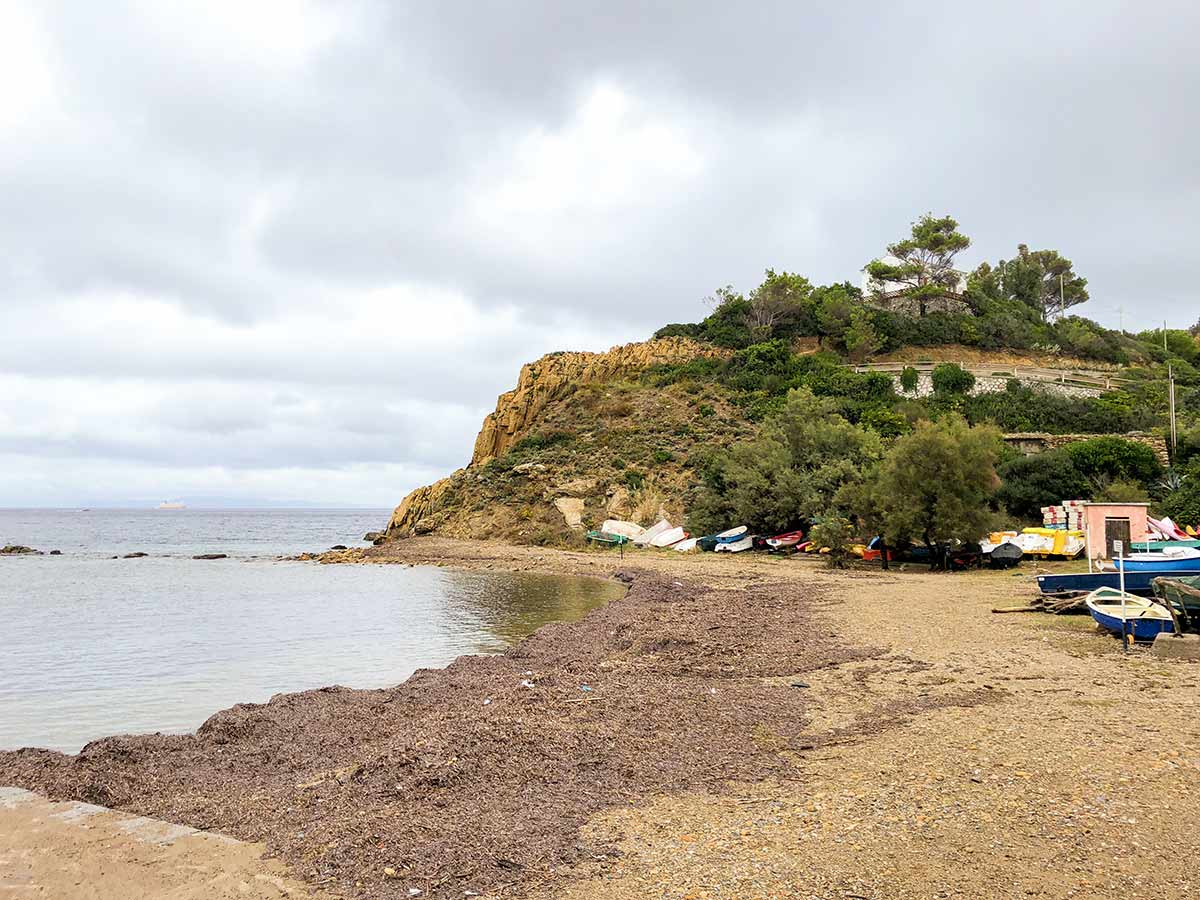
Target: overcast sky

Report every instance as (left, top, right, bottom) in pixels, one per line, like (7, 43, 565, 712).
(3, 1, 1197, 507)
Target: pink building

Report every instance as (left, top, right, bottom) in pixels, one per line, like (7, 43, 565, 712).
(1083, 502, 1150, 561)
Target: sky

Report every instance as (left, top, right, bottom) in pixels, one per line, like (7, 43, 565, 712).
(2, 0, 1198, 508)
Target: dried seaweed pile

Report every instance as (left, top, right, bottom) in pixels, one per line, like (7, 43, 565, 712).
(2, 572, 897, 898)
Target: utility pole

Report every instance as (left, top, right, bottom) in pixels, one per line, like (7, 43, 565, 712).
(1059, 273, 1065, 321)
(1164, 319, 1169, 353)
(1169, 361, 1178, 458)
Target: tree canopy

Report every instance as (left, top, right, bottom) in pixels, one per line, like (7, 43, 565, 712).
(865, 214, 971, 317)
(688, 389, 882, 535)
(853, 416, 1002, 552)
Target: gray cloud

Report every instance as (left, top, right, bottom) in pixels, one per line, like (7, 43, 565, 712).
(2, 0, 1197, 505)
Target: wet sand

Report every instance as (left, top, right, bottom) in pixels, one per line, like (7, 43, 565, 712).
(4, 538, 1199, 899)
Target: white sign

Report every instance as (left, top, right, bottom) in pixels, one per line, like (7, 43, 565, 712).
(1113, 540, 1124, 555)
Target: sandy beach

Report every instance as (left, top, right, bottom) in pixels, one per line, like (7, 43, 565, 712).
(4, 538, 1199, 899)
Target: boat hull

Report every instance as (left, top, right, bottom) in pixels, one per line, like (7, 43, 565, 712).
(1038, 572, 1200, 612)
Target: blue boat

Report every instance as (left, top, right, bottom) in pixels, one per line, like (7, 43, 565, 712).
(1085, 588, 1175, 641)
(1037, 571, 1159, 597)
(1110, 549, 1200, 573)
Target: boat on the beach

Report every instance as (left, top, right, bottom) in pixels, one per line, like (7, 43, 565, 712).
(601, 519, 645, 541)
(715, 535, 754, 553)
(650, 526, 687, 548)
(1132, 539, 1200, 552)
(715, 526, 748, 542)
(1108, 547, 1200, 573)
(1036, 570, 1182, 598)
(1085, 587, 1175, 641)
(673, 537, 698, 552)
(585, 530, 629, 546)
(985, 542, 1023, 569)
(632, 520, 672, 546)
(765, 530, 805, 551)
(1152, 576, 1200, 622)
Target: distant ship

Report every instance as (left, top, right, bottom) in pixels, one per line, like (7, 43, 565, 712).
(157, 500, 186, 510)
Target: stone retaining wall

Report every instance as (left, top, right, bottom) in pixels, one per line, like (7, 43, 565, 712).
(893, 374, 1103, 400)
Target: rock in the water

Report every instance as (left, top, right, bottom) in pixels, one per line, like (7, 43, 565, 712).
(1, 545, 41, 555)
(49, 549, 62, 555)
(330, 544, 348, 550)
(123, 552, 149, 559)
(552, 497, 585, 529)
(362, 531, 385, 542)
(192, 553, 228, 560)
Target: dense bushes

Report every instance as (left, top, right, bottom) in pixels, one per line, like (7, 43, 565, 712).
(931, 362, 975, 395)
(995, 451, 1090, 520)
(1161, 480, 1200, 525)
(1065, 436, 1163, 484)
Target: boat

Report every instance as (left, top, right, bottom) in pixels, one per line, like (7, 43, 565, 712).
(714, 526, 748, 543)
(765, 530, 805, 551)
(985, 542, 1023, 569)
(601, 519, 645, 541)
(585, 530, 629, 546)
(715, 535, 754, 552)
(1085, 587, 1174, 641)
(1152, 576, 1200, 620)
(157, 500, 186, 510)
(632, 520, 672, 546)
(673, 537, 699, 553)
(1107, 547, 1200, 573)
(696, 535, 720, 552)
(1131, 539, 1200, 552)
(1038, 571, 1162, 598)
(650, 526, 687, 548)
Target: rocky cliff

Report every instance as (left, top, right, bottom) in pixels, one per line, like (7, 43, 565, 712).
(470, 337, 724, 465)
(386, 337, 733, 539)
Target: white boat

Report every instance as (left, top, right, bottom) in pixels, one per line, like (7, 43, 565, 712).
(716, 526, 748, 541)
(715, 535, 754, 553)
(601, 519, 645, 540)
(157, 500, 186, 510)
(632, 520, 672, 546)
(650, 526, 687, 548)
(673, 537, 698, 553)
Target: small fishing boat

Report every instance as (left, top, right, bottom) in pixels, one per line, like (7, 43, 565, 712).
(765, 530, 805, 551)
(585, 530, 629, 546)
(673, 537, 698, 553)
(714, 535, 754, 553)
(1152, 576, 1200, 618)
(985, 542, 1023, 569)
(1108, 547, 1200, 573)
(1085, 587, 1174, 641)
(1131, 539, 1200, 552)
(1037, 571, 1161, 598)
(696, 535, 719, 552)
(650, 526, 688, 548)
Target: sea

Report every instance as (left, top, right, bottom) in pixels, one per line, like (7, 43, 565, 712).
(0, 508, 623, 753)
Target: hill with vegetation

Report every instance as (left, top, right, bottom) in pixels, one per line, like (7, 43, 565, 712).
(386, 215, 1200, 549)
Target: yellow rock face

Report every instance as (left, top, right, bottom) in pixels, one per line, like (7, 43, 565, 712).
(386, 337, 724, 538)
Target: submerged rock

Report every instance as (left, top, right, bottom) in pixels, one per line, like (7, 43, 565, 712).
(123, 552, 149, 559)
(192, 553, 228, 560)
(1, 545, 41, 555)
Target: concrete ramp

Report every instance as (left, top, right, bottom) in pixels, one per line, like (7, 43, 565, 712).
(0, 787, 319, 899)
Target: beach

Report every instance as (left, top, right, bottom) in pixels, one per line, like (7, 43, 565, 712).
(3, 539, 1199, 899)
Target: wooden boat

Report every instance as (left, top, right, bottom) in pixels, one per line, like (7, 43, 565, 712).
(673, 537, 698, 553)
(650, 526, 687, 548)
(1108, 547, 1200, 573)
(585, 530, 629, 546)
(765, 530, 805, 551)
(715, 535, 754, 553)
(1152, 576, 1200, 619)
(1085, 587, 1174, 641)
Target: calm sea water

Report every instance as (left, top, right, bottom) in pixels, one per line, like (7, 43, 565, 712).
(0, 509, 623, 753)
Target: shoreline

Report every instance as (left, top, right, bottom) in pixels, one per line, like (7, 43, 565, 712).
(4, 537, 1200, 898)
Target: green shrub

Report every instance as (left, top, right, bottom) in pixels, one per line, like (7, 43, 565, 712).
(931, 362, 976, 395)
(511, 429, 573, 454)
(1161, 479, 1200, 525)
(899, 366, 919, 393)
(623, 470, 646, 490)
(651, 449, 675, 464)
(995, 450, 1090, 520)
(1092, 478, 1150, 503)
(1065, 437, 1163, 484)
(698, 404, 715, 418)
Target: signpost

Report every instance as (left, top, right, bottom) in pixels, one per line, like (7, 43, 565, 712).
(1114, 540, 1128, 653)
